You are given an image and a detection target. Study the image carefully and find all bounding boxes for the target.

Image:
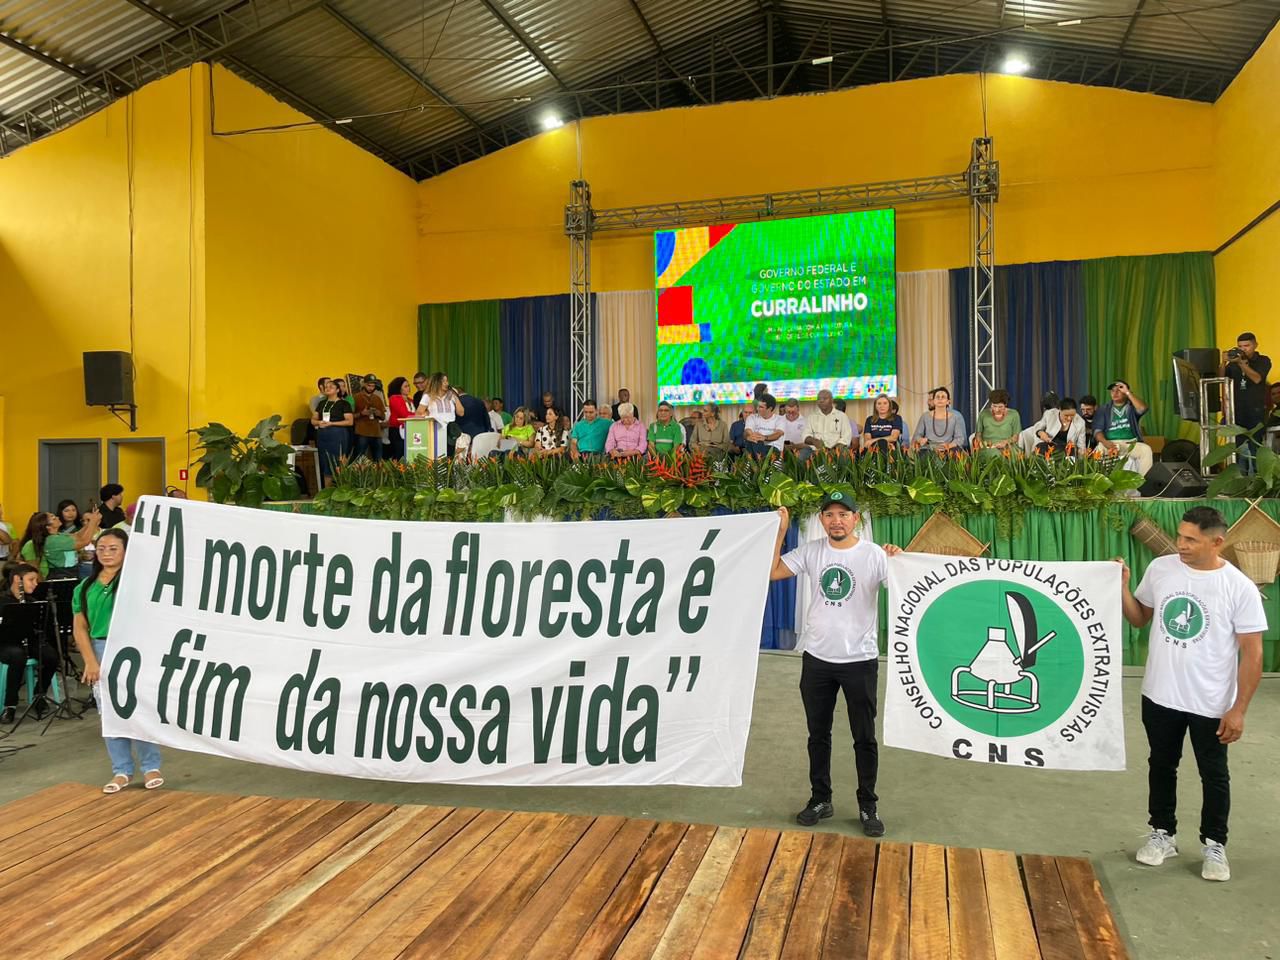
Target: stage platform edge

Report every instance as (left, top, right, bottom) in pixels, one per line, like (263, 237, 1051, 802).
(0, 783, 1128, 959)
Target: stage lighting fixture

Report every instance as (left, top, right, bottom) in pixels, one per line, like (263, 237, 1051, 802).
(1001, 54, 1031, 75)
(540, 112, 564, 130)
(812, 55, 833, 65)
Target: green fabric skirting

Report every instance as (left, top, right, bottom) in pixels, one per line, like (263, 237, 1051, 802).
(872, 499, 1280, 670)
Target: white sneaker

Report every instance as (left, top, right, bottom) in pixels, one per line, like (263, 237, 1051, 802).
(1136, 828, 1178, 866)
(1201, 840, 1230, 881)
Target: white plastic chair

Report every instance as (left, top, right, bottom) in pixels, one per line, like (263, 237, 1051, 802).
(468, 433, 502, 461)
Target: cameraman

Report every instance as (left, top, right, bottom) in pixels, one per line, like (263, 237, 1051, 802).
(0, 563, 60, 723)
(1220, 332, 1271, 475)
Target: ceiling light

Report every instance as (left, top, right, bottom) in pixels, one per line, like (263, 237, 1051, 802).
(540, 112, 564, 131)
(1000, 54, 1031, 75)
(1059, 18, 1083, 26)
(812, 55, 833, 65)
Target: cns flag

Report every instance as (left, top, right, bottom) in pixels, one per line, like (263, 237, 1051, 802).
(886, 554, 1125, 772)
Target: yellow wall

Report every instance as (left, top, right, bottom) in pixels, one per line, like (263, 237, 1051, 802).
(0, 64, 419, 521)
(203, 65, 419, 423)
(417, 73, 1216, 301)
(1214, 26, 1280, 348)
(0, 69, 207, 522)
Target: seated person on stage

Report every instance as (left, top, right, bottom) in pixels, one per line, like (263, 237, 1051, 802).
(647, 402, 686, 455)
(1033, 397, 1087, 454)
(1266, 383, 1280, 429)
(861, 394, 905, 452)
(569, 400, 611, 460)
(533, 404, 569, 457)
(974, 388, 1022, 453)
(743, 395, 785, 457)
(805, 389, 854, 453)
(485, 398, 504, 433)
(611, 388, 632, 421)
(913, 386, 967, 452)
(605, 403, 647, 459)
(680, 407, 703, 446)
(780, 399, 813, 460)
(0, 564, 60, 723)
(1095, 379, 1153, 475)
(691, 403, 732, 456)
(1079, 394, 1099, 448)
(1018, 391, 1060, 454)
(728, 405, 751, 454)
(599, 403, 612, 420)
(500, 407, 537, 457)
(492, 396, 511, 426)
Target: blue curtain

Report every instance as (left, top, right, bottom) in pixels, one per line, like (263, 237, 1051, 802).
(500, 295, 575, 413)
(998, 261, 1088, 416)
(951, 261, 1087, 423)
(760, 524, 799, 649)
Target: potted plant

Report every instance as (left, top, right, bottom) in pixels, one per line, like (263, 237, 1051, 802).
(191, 415, 302, 507)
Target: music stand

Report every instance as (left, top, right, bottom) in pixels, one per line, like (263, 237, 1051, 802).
(40, 578, 89, 734)
(0, 601, 51, 738)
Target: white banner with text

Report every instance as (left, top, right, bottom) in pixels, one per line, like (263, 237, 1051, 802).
(100, 499, 776, 786)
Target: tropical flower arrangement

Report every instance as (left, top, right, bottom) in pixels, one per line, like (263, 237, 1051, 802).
(307, 445, 1144, 534)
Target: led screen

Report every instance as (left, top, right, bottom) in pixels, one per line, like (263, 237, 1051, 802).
(654, 209, 896, 404)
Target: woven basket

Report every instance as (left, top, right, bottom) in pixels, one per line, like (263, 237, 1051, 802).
(1233, 541, 1280, 586)
(1130, 517, 1176, 557)
(906, 512, 989, 558)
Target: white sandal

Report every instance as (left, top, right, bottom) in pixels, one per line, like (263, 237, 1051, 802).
(143, 771, 165, 790)
(103, 775, 130, 795)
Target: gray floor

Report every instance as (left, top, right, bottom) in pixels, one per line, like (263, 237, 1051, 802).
(2, 654, 1276, 960)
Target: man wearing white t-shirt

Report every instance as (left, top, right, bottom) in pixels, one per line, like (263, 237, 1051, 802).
(771, 492, 902, 837)
(1118, 506, 1266, 882)
(744, 394, 785, 457)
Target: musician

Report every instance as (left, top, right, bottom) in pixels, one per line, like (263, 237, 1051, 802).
(0, 563, 60, 723)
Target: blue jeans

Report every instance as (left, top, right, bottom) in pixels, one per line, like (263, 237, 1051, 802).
(352, 433, 383, 461)
(92, 640, 162, 778)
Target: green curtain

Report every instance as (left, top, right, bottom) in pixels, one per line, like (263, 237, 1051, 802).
(418, 301, 503, 398)
(873, 500, 1280, 671)
(1084, 252, 1216, 442)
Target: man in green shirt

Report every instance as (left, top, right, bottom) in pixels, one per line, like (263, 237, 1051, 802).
(1095, 380, 1153, 476)
(647, 402, 686, 455)
(493, 397, 512, 426)
(569, 400, 612, 460)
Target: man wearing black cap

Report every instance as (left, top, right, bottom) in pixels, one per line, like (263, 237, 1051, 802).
(353, 374, 386, 462)
(769, 492, 902, 837)
(1219, 332, 1271, 475)
(1094, 379, 1153, 476)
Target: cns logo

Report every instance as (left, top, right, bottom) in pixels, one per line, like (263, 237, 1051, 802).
(1160, 594, 1207, 642)
(918, 583, 1084, 739)
(819, 565, 854, 602)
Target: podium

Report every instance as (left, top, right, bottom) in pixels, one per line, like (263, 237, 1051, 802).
(405, 417, 446, 462)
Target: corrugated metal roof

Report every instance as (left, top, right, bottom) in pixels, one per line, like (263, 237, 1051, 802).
(1, 0, 1276, 176)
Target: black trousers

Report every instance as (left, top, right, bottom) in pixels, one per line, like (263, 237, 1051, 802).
(1, 640, 59, 708)
(1142, 695, 1230, 845)
(799, 653, 879, 808)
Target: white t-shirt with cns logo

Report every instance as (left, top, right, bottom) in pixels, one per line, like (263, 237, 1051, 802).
(1134, 555, 1268, 718)
(782, 538, 887, 663)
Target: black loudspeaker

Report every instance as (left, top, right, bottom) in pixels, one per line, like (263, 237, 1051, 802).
(1161, 439, 1201, 469)
(83, 351, 134, 406)
(1176, 348, 1221, 376)
(1139, 460, 1207, 499)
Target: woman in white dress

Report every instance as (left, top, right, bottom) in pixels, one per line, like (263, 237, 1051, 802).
(414, 372, 464, 457)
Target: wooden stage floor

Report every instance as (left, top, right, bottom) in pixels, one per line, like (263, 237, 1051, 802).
(0, 784, 1126, 959)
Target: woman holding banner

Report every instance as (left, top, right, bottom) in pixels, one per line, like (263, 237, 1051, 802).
(72, 529, 165, 795)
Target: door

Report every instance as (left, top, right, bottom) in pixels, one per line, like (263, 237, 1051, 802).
(108, 438, 167, 504)
(39, 441, 101, 513)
